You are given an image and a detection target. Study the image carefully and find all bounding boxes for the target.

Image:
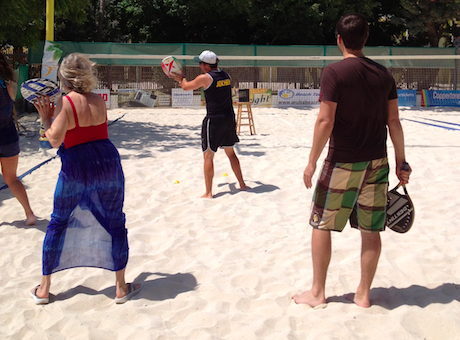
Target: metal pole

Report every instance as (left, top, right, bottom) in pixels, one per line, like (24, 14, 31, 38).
(46, 0, 54, 41)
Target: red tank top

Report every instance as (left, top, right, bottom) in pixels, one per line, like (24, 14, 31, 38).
(63, 96, 108, 149)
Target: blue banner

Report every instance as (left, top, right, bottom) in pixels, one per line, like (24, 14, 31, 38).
(422, 90, 460, 107)
(397, 90, 417, 107)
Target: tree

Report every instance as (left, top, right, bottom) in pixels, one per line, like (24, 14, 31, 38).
(1, 0, 91, 50)
(1, 0, 44, 49)
(12, 0, 460, 48)
(318, 0, 379, 45)
(389, 0, 460, 47)
(247, 0, 323, 45)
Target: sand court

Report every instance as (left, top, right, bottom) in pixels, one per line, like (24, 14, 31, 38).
(1, 106, 460, 339)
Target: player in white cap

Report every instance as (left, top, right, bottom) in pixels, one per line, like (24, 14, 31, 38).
(174, 50, 247, 198)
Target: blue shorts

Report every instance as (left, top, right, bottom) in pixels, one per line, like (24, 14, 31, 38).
(0, 141, 20, 158)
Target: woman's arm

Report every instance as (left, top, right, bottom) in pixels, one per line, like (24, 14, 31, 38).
(6, 82, 14, 100)
(34, 96, 69, 148)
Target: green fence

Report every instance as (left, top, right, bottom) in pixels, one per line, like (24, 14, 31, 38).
(25, 42, 460, 105)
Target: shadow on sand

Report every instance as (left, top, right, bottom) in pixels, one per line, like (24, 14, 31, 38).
(327, 283, 460, 309)
(50, 272, 198, 304)
(215, 180, 280, 198)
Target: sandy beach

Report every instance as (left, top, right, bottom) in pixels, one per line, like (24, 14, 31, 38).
(1, 105, 460, 339)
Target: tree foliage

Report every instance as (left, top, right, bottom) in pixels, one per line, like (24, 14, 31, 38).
(1, 0, 44, 49)
(2, 0, 460, 49)
(389, 0, 460, 47)
(1, 0, 91, 49)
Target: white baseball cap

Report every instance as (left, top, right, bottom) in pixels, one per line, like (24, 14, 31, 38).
(194, 50, 218, 64)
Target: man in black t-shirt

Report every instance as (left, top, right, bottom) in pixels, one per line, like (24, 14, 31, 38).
(292, 13, 412, 308)
(174, 50, 246, 198)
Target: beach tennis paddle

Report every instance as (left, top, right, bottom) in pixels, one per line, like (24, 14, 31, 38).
(386, 162, 414, 233)
(20, 78, 61, 103)
(161, 56, 183, 78)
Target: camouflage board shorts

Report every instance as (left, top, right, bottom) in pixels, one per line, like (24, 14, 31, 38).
(310, 157, 389, 233)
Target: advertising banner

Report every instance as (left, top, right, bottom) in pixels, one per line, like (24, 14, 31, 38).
(41, 41, 62, 81)
(92, 89, 111, 108)
(172, 88, 194, 107)
(278, 89, 320, 106)
(250, 89, 272, 107)
(397, 90, 417, 106)
(421, 90, 460, 107)
(39, 41, 63, 149)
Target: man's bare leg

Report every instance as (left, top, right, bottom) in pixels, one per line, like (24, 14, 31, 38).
(292, 228, 331, 307)
(224, 147, 247, 191)
(354, 231, 381, 308)
(202, 150, 215, 198)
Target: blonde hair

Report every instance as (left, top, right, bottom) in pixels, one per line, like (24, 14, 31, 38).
(59, 53, 97, 93)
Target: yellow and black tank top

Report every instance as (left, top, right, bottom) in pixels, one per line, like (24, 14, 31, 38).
(204, 69, 235, 119)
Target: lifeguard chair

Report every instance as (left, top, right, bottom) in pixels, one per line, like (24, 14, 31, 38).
(236, 89, 256, 135)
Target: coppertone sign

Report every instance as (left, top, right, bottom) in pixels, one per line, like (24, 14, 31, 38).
(422, 90, 460, 107)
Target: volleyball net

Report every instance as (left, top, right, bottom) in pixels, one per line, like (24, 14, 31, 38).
(26, 42, 460, 107)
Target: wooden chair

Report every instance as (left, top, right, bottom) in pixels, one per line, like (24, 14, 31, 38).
(236, 102, 256, 135)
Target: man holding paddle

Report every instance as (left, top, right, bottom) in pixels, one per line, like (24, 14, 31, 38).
(293, 13, 412, 308)
(173, 50, 247, 198)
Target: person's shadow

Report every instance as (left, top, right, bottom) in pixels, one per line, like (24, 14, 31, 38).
(51, 272, 198, 303)
(0, 218, 50, 233)
(327, 283, 460, 309)
(215, 180, 280, 198)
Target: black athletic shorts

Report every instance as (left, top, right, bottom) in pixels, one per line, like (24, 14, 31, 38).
(201, 116, 239, 152)
(0, 141, 20, 158)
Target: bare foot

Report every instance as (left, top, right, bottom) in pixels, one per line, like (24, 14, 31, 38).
(201, 193, 213, 199)
(292, 290, 326, 308)
(344, 292, 371, 308)
(353, 293, 371, 308)
(26, 213, 36, 226)
(240, 183, 248, 191)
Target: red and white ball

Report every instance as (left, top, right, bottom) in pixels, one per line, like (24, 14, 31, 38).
(161, 56, 183, 78)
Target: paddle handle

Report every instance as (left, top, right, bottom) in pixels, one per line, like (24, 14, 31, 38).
(400, 161, 410, 192)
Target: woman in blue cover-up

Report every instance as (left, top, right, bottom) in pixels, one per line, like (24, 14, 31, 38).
(31, 53, 142, 305)
(0, 53, 36, 226)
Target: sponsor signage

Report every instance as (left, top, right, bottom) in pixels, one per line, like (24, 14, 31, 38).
(39, 41, 63, 149)
(172, 88, 194, 107)
(250, 89, 272, 107)
(278, 89, 320, 106)
(421, 90, 460, 107)
(92, 89, 111, 108)
(397, 89, 417, 106)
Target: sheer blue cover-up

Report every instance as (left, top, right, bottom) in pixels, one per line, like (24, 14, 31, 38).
(42, 139, 128, 275)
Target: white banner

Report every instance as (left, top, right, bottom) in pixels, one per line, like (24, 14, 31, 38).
(39, 41, 63, 149)
(41, 41, 62, 82)
(278, 89, 320, 106)
(172, 88, 194, 107)
(92, 89, 111, 108)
